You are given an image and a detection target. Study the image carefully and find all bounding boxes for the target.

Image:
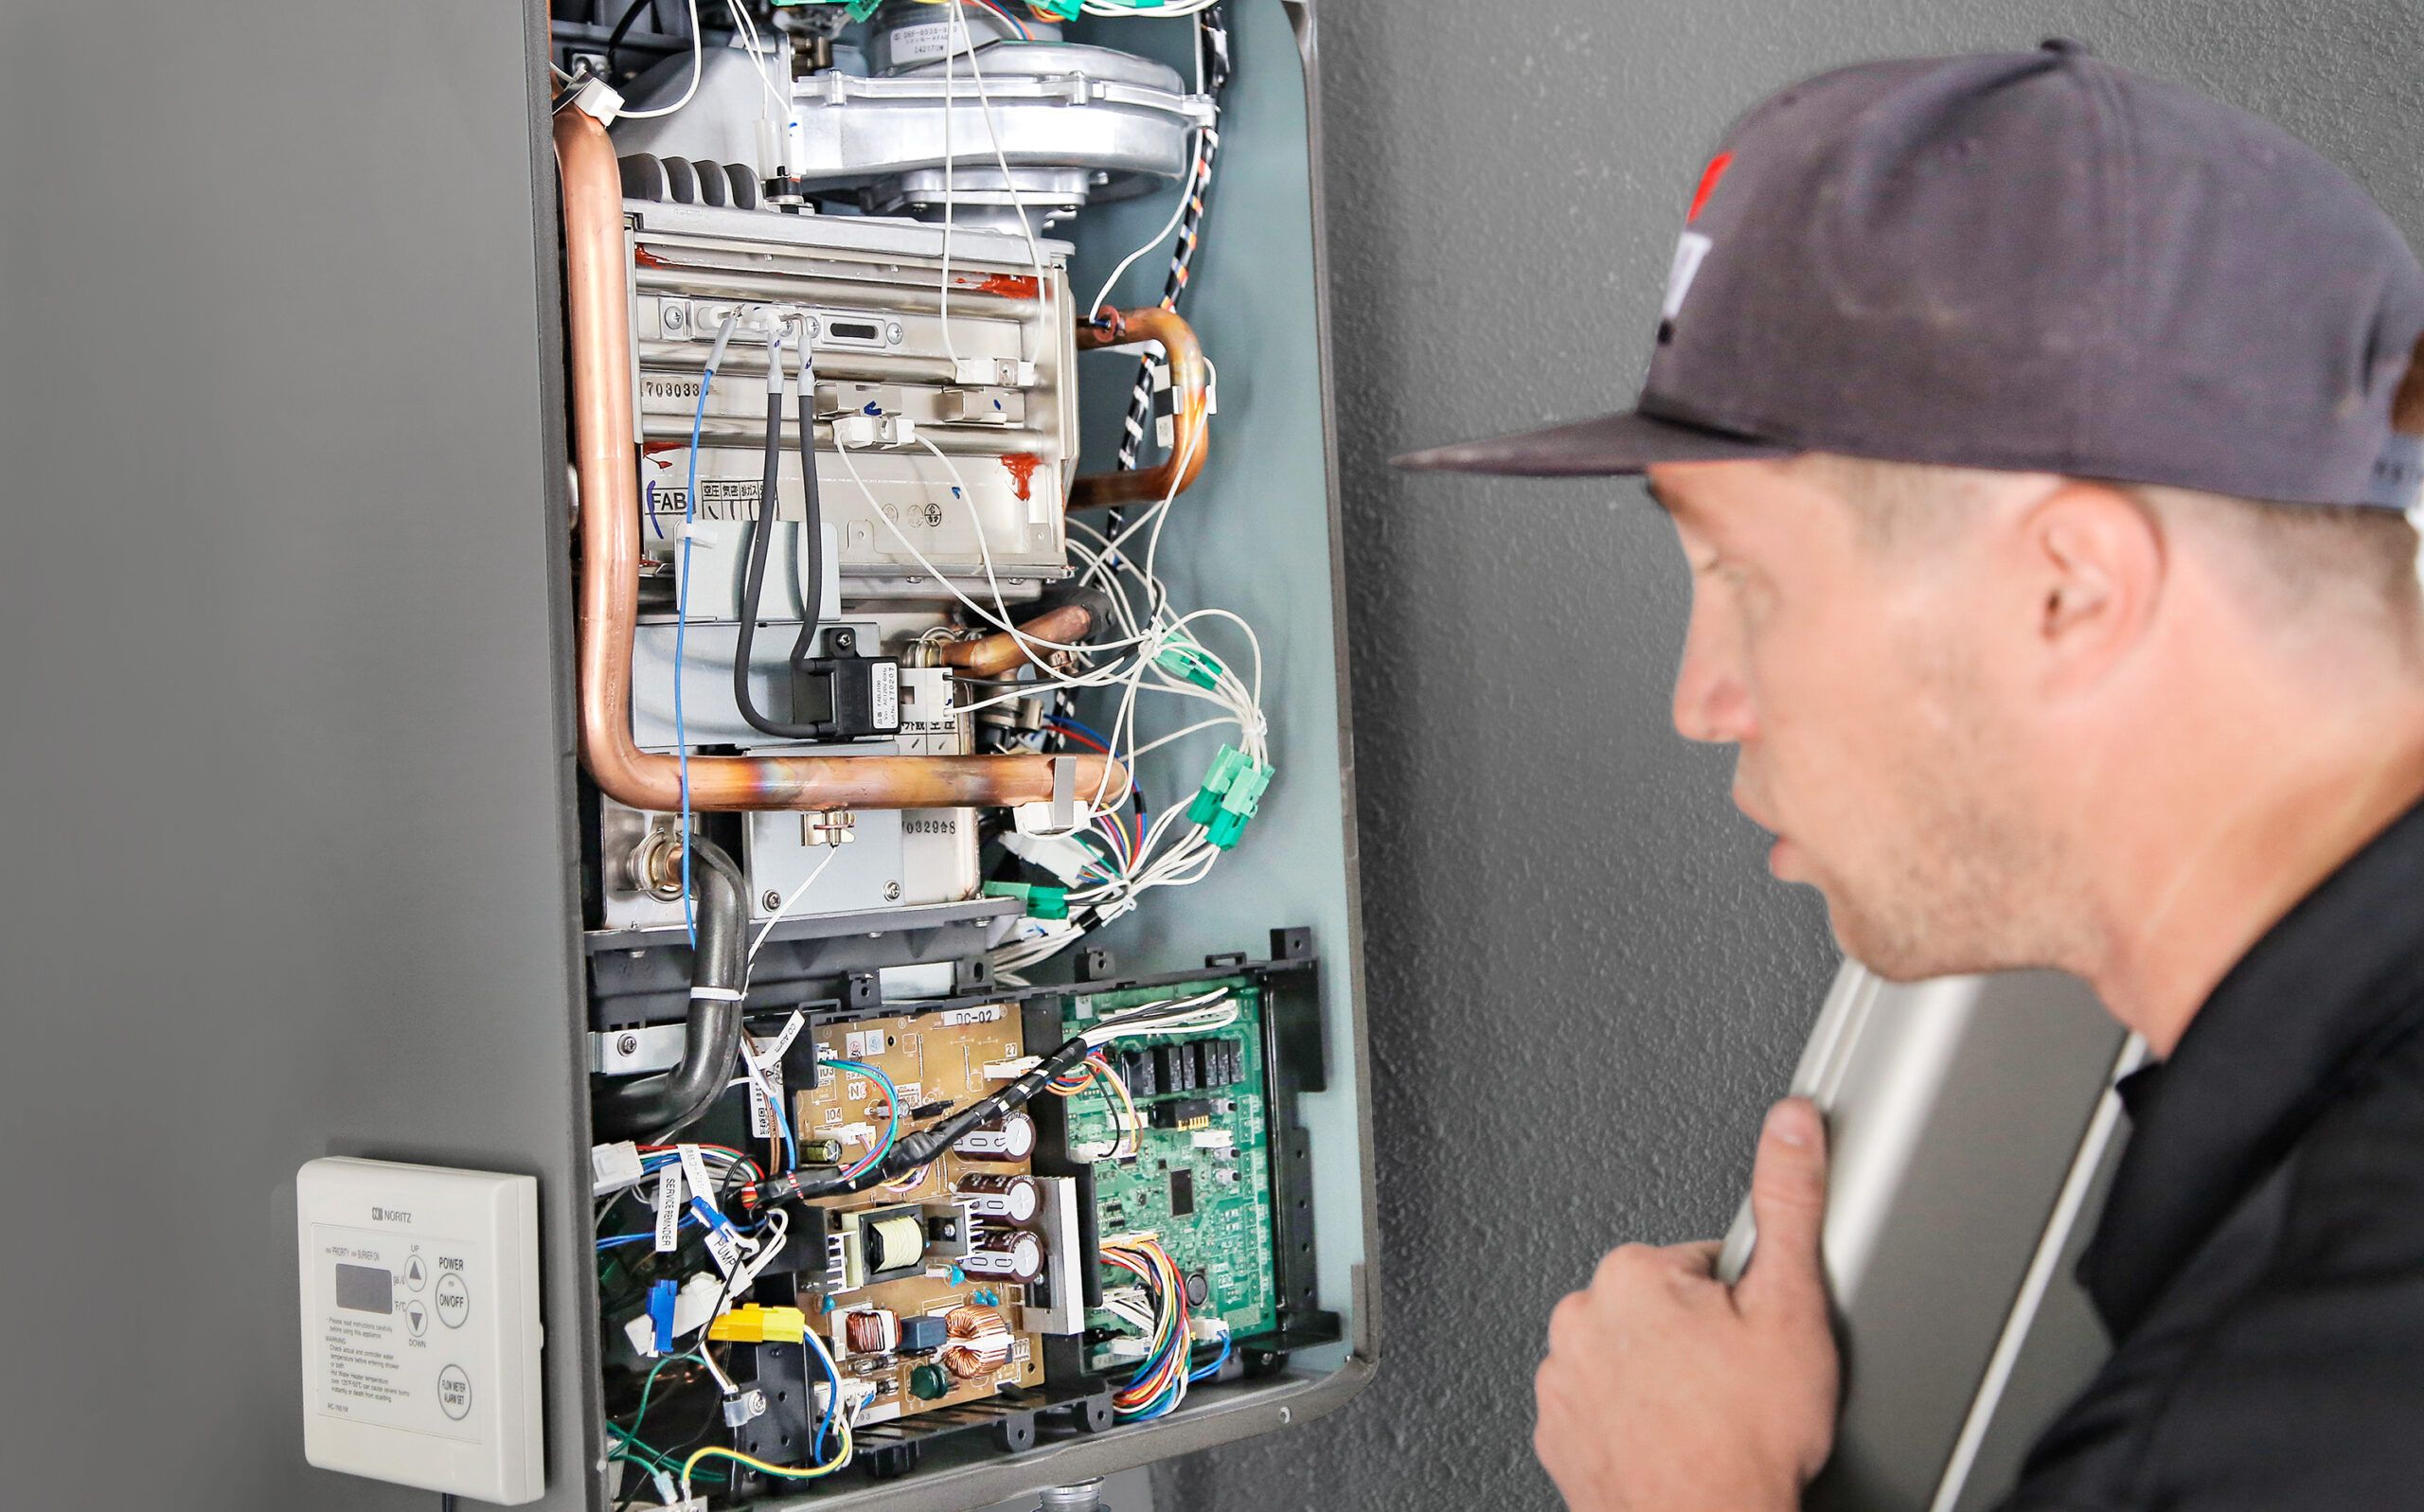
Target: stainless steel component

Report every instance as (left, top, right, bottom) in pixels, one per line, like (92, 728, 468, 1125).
(1038, 1482, 1105, 1512)
(623, 201, 1078, 594)
(786, 44, 1214, 230)
(802, 810, 857, 848)
(1717, 965, 2129, 1512)
(1021, 1176, 1087, 1335)
(590, 1023, 687, 1076)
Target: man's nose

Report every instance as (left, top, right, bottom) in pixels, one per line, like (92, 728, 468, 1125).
(1672, 631, 1756, 746)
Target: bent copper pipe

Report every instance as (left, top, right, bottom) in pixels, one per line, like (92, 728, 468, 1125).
(1069, 307, 1210, 510)
(936, 601, 1099, 679)
(556, 104, 1124, 812)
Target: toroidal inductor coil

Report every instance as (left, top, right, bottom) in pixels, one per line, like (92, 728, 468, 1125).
(940, 1305, 1013, 1379)
(864, 1213, 927, 1272)
(843, 1307, 900, 1356)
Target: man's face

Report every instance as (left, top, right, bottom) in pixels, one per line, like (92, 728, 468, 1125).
(1647, 459, 2047, 978)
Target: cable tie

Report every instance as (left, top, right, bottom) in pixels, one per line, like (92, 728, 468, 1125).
(690, 986, 745, 1002)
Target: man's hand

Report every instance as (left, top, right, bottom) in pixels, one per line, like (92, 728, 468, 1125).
(1533, 1097, 1840, 1512)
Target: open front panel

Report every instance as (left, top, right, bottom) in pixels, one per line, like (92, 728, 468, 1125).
(554, 1, 1370, 1506)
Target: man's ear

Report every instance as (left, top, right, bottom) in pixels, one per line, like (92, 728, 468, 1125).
(2012, 481, 2165, 686)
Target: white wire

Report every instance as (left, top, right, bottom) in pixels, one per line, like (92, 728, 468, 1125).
(950, 1, 1053, 314)
(722, 0, 790, 121)
(1081, 0, 1221, 14)
(1081, 126, 1198, 321)
(617, 0, 706, 119)
(749, 844, 846, 963)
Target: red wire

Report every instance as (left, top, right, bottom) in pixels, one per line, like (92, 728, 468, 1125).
(1054, 724, 1112, 756)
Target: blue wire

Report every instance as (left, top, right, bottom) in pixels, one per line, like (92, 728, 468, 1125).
(674, 358, 720, 947)
(1045, 713, 1115, 750)
(1187, 1332, 1232, 1382)
(810, 1326, 842, 1459)
(770, 1076, 799, 1173)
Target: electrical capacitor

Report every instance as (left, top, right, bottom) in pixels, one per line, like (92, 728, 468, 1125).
(958, 1224, 1044, 1281)
(952, 1112, 1037, 1163)
(954, 1172, 1041, 1224)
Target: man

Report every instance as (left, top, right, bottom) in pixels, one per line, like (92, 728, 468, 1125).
(1398, 40, 2424, 1512)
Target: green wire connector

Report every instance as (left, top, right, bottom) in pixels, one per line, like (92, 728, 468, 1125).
(1027, 0, 1084, 18)
(1186, 744, 1274, 849)
(983, 880, 1070, 920)
(1155, 635, 1225, 690)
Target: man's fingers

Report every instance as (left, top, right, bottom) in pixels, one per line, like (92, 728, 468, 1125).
(1739, 1096, 1829, 1318)
(1670, 1239, 1723, 1274)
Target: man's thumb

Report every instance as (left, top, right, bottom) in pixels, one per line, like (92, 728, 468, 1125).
(1739, 1096, 1829, 1317)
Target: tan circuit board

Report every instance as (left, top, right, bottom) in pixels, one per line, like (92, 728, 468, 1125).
(789, 1005, 1045, 1426)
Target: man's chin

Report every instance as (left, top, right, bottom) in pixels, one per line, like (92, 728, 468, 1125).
(1821, 902, 1988, 984)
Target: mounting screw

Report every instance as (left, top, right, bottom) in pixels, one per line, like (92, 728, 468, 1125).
(615, 1033, 640, 1058)
(885, 321, 904, 345)
(764, 890, 783, 911)
(883, 881, 902, 901)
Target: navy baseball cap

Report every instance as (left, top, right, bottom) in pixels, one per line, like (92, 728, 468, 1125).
(1395, 40, 2424, 512)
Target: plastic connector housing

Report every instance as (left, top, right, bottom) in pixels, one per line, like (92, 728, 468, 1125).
(1186, 745, 1274, 848)
(706, 1304, 809, 1345)
(982, 880, 1070, 920)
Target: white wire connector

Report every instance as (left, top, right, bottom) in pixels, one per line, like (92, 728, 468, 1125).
(591, 1140, 646, 1197)
(572, 76, 626, 126)
(833, 415, 915, 449)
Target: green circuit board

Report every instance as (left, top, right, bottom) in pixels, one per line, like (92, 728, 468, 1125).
(1061, 977, 1279, 1364)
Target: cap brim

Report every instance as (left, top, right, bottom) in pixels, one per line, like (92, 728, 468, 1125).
(1390, 408, 1789, 476)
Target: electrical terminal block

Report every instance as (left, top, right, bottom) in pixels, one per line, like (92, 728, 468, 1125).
(1155, 636, 1225, 690)
(1187, 745, 1274, 850)
(999, 828, 1100, 884)
(951, 356, 1040, 387)
(623, 1272, 727, 1357)
(982, 880, 1069, 920)
(982, 1056, 1042, 1081)
(832, 413, 917, 449)
(591, 1140, 645, 1197)
(706, 1305, 809, 1345)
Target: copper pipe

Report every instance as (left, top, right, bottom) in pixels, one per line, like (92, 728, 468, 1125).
(1069, 307, 1211, 509)
(936, 601, 1098, 679)
(555, 104, 1124, 813)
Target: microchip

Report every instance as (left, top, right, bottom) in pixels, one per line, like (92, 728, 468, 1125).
(1169, 1168, 1196, 1218)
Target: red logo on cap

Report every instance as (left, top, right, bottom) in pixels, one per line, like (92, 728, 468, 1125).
(1687, 151, 1734, 222)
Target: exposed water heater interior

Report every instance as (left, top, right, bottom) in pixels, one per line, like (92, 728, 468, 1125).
(547, 1, 1366, 1505)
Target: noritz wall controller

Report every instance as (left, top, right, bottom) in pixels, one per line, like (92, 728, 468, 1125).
(295, 1158, 545, 1504)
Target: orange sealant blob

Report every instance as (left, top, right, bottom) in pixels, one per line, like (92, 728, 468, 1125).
(1000, 452, 1042, 503)
(969, 274, 1042, 299)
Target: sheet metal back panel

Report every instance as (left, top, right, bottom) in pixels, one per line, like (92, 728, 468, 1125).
(0, 4, 597, 1509)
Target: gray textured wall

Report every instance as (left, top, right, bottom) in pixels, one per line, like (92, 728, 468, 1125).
(1167, 2, 2424, 1508)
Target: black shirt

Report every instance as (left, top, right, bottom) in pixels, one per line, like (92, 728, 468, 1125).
(2003, 800, 2424, 1510)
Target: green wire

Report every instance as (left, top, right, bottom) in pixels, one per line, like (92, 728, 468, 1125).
(609, 1355, 730, 1486)
(609, 1424, 728, 1484)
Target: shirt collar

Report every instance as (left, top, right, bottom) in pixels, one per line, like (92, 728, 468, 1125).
(2079, 797, 2424, 1339)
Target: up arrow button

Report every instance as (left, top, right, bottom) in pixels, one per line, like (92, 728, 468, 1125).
(404, 1255, 429, 1291)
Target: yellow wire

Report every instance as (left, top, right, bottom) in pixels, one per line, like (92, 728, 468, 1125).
(682, 1414, 855, 1496)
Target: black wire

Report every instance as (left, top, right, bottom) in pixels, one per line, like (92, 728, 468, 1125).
(784, 370, 828, 704)
(732, 379, 830, 739)
(602, 0, 655, 80)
